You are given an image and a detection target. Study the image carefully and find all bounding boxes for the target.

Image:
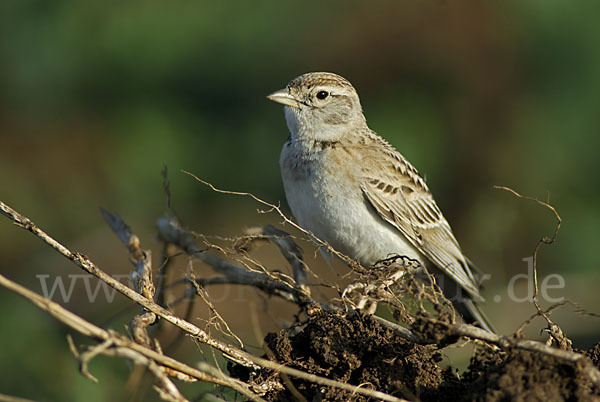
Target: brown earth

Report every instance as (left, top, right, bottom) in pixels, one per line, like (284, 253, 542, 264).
(231, 310, 600, 401)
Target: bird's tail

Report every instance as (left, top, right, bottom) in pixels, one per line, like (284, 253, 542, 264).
(454, 297, 495, 333)
(429, 264, 496, 333)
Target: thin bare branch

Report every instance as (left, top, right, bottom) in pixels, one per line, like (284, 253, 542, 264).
(0, 200, 258, 369)
(3, 189, 598, 399)
(0, 200, 415, 400)
(0, 272, 262, 400)
(449, 322, 600, 387)
(247, 353, 409, 402)
(156, 215, 311, 305)
(260, 224, 309, 290)
(182, 171, 363, 270)
(101, 207, 155, 301)
(494, 186, 570, 349)
(0, 393, 37, 402)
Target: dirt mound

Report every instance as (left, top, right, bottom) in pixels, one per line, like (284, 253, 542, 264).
(462, 347, 600, 401)
(231, 310, 600, 401)
(586, 342, 600, 367)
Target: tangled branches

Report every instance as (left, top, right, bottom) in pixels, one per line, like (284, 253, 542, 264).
(0, 179, 599, 401)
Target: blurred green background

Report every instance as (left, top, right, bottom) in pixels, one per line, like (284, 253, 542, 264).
(1, 0, 599, 400)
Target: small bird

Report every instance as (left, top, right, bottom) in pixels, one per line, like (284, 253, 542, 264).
(267, 72, 493, 332)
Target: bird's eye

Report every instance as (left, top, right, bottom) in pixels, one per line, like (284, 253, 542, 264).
(316, 91, 329, 100)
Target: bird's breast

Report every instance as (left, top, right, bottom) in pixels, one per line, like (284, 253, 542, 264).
(279, 141, 423, 266)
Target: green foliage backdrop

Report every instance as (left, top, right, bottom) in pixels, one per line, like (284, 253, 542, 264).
(1, 1, 599, 400)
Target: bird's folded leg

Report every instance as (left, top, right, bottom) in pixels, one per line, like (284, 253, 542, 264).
(342, 282, 375, 307)
(342, 257, 422, 314)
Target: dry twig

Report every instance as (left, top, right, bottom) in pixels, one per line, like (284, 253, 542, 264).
(0, 272, 259, 401)
(494, 186, 571, 349)
(2, 180, 599, 399)
(0, 200, 408, 402)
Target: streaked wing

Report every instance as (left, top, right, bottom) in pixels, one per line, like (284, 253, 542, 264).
(359, 136, 481, 299)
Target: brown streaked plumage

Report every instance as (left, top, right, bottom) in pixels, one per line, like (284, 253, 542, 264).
(268, 72, 494, 332)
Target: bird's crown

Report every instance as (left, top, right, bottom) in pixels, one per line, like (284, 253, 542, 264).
(286, 72, 355, 93)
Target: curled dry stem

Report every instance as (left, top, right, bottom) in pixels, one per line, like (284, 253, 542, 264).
(494, 186, 571, 349)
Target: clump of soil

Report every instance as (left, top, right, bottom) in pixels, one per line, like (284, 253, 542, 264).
(461, 347, 600, 401)
(230, 310, 600, 401)
(267, 310, 446, 401)
(586, 341, 600, 367)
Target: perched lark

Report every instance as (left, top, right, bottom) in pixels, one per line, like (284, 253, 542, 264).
(267, 72, 493, 332)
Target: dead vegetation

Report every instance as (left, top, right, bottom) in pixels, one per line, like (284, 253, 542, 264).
(0, 172, 599, 401)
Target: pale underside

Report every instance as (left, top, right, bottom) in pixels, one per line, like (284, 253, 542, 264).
(280, 131, 482, 300)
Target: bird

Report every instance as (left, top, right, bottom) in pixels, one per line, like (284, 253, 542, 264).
(267, 72, 494, 332)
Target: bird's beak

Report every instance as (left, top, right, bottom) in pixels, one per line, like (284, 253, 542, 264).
(266, 88, 301, 108)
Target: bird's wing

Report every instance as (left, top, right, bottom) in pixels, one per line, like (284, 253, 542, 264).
(358, 136, 482, 299)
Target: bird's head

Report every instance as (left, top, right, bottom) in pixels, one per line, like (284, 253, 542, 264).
(267, 72, 366, 142)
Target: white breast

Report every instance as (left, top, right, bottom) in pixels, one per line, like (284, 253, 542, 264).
(280, 140, 425, 266)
